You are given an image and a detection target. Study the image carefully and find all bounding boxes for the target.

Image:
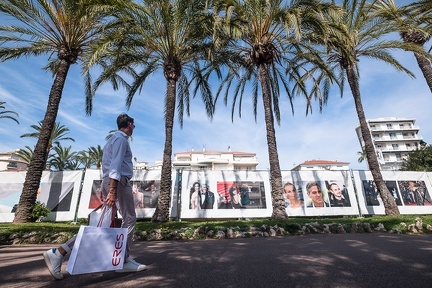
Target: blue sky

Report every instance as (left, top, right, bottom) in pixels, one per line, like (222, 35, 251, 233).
(0, 1, 431, 171)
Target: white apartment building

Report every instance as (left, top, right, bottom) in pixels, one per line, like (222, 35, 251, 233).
(355, 117, 423, 171)
(0, 151, 28, 171)
(172, 148, 259, 171)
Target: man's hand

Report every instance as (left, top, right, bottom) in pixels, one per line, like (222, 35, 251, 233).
(107, 178, 119, 206)
(106, 191, 117, 206)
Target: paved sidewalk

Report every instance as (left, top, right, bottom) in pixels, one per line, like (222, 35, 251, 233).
(1, 233, 432, 288)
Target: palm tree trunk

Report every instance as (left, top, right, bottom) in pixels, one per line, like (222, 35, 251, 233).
(346, 66, 399, 215)
(414, 52, 432, 93)
(259, 64, 287, 219)
(13, 59, 71, 223)
(152, 78, 176, 222)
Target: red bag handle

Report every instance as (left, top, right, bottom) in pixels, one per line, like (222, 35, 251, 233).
(110, 207, 117, 228)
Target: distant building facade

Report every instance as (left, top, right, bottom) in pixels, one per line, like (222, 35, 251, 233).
(172, 148, 258, 171)
(0, 151, 28, 171)
(292, 160, 350, 171)
(355, 117, 423, 171)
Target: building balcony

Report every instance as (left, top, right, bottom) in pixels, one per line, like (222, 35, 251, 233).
(372, 135, 423, 142)
(369, 125, 420, 132)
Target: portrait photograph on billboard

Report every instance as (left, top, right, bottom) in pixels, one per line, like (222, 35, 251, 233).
(397, 180, 431, 206)
(282, 170, 358, 217)
(353, 170, 432, 215)
(78, 169, 163, 219)
(361, 180, 403, 207)
(180, 170, 272, 219)
(216, 181, 266, 210)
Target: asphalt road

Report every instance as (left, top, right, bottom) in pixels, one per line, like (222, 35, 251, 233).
(1, 233, 432, 288)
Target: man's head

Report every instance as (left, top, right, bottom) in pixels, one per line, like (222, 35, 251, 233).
(306, 181, 324, 207)
(329, 183, 342, 199)
(117, 113, 135, 136)
(201, 184, 208, 194)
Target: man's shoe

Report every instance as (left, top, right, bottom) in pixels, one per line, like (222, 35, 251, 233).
(115, 257, 147, 273)
(43, 248, 64, 280)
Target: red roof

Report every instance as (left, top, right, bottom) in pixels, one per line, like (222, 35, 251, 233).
(299, 159, 349, 165)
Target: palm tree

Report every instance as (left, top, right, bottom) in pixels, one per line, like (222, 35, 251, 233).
(0, 0, 119, 223)
(357, 150, 367, 163)
(48, 144, 78, 171)
(76, 149, 93, 169)
(0, 101, 19, 124)
(324, 0, 427, 215)
(88, 145, 103, 169)
(371, 0, 432, 92)
(214, 0, 340, 219)
(14, 146, 35, 164)
(105, 130, 117, 141)
(105, 129, 133, 141)
(21, 121, 75, 157)
(90, 0, 219, 222)
(78, 145, 104, 169)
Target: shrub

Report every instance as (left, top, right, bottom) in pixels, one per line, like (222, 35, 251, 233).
(30, 201, 51, 222)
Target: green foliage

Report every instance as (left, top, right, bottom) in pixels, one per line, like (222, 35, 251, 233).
(30, 201, 51, 222)
(48, 144, 78, 171)
(400, 144, 432, 171)
(0, 101, 19, 124)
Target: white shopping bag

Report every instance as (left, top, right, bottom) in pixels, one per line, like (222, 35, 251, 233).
(88, 205, 118, 228)
(66, 225, 127, 275)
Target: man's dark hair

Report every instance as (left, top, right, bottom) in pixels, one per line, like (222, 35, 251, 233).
(117, 113, 134, 129)
(306, 181, 321, 193)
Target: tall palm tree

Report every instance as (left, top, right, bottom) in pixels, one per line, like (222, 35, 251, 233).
(48, 144, 78, 171)
(214, 0, 340, 219)
(371, 0, 432, 92)
(324, 0, 427, 215)
(0, 101, 19, 124)
(0, 0, 119, 223)
(90, 0, 219, 222)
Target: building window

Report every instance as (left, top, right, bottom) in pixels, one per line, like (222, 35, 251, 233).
(392, 144, 399, 150)
(7, 162, 17, 168)
(10, 155, 20, 160)
(386, 124, 393, 129)
(395, 153, 402, 161)
(372, 134, 379, 139)
(389, 133, 396, 139)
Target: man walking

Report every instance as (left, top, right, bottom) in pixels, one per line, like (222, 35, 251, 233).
(43, 113, 146, 280)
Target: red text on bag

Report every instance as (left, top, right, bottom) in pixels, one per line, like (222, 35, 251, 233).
(112, 233, 125, 266)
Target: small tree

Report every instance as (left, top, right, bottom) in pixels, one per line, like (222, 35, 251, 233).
(400, 144, 432, 171)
